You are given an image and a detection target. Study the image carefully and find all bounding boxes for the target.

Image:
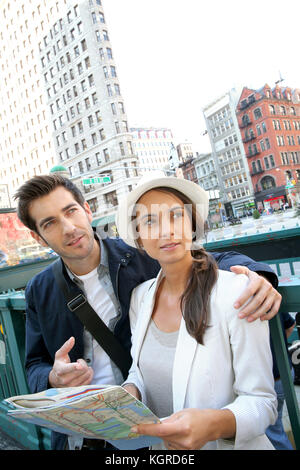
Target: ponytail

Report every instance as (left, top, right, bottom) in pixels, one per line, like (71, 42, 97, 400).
(180, 248, 218, 344)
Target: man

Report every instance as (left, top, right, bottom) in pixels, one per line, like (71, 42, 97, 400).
(14, 175, 281, 450)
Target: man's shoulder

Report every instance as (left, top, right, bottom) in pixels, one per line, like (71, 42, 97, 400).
(26, 260, 57, 293)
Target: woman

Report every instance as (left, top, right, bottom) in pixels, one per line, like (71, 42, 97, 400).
(116, 174, 277, 450)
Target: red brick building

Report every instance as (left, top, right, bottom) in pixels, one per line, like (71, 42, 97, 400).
(236, 84, 300, 211)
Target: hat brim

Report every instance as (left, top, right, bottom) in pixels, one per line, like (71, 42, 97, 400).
(116, 177, 209, 248)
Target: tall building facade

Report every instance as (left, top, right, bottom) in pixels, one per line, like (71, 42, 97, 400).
(0, 0, 138, 221)
(131, 127, 174, 174)
(203, 89, 255, 218)
(236, 84, 300, 211)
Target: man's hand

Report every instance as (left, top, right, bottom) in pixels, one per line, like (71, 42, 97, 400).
(48, 337, 94, 387)
(230, 265, 282, 322)
(123, 384, 141, 400)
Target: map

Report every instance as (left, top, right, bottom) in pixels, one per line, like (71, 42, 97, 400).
(5, 385, 162, 449)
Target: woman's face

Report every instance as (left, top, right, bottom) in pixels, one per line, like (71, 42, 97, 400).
(135, 189, 194, 266)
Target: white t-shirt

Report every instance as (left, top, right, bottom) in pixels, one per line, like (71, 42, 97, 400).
(77, 267, 115, 385)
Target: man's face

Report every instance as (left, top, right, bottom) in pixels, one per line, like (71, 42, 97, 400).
(29, 186, 96, 264)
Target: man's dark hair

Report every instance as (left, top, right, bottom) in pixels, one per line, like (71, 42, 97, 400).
(14, 174, 85, 233)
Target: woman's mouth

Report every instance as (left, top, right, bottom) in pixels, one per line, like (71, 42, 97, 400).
(160, 242, 180, 251)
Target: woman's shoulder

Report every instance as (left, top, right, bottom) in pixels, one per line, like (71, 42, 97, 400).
(131, 277, 157, 302)
(211, 270, 250, 313)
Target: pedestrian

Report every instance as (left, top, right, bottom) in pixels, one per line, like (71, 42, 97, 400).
(117, 175, 277, 449)
(14, 174, 281, 450)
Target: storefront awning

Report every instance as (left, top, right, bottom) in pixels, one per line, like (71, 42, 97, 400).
(92, 214, 115, 227)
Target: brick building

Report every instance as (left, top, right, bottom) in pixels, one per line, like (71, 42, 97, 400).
(236, 84, 300, 211)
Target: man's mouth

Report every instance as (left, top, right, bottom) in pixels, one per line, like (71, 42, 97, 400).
(67, 235, 84, 246)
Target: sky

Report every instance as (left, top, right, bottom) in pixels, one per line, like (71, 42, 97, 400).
(102, 0, 300, 153)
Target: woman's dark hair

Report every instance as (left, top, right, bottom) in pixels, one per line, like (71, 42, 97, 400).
(136, 186, 218, 344)
(14, 174, 85, 233)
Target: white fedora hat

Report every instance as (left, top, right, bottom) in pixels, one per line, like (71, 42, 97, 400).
(116, 171, 209, 248)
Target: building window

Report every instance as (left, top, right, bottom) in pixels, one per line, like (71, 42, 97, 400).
(103, 148, 109, 162)
(99, 128, 106, 140)
(261, 175, 276, 190)
(269, 105, 275, 115)
(253, 108, 262, 120)
(87, 197, 98, 213)
(119, 142, 125, 156)
(264, 156, 270, 169)
(104, 190, 118, 207)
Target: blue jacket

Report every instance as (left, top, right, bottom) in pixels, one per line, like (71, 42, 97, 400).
(24, 237, 277, 449)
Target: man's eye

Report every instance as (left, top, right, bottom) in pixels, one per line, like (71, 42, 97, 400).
(44, 220, 54, 229)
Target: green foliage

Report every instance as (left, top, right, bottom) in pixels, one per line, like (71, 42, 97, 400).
(252, 209, 261, 219)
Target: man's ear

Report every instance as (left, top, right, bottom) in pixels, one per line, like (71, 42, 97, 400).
(83, 201, 93, 223)
(30, 230, 49, 248)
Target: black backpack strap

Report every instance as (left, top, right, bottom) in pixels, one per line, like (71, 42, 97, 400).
(52, 259, 132, 380)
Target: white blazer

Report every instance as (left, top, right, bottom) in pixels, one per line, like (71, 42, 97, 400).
(126, 269, 277, 450)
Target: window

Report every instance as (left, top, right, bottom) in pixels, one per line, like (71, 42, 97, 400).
(99, 128, 106, 140)
(269, 105, 275, 115)
(106, 47, 113, 59)
(104, 191, 118, 207)
(88, 74, 94, 87)
(88, 197, 98, 214)
(88, 115, 94, 127)
(119, 142, 125, 156)
(78, 161, 84, 173)
(280, 106, 286, 115)
(261, 175, 276, 190)
(95, 30, 101, 42)
(269, 155, 275, 167)
(91, 132, 97, 144)
(264, 156, 270, 169)
(253, 108, 262, 120)
(81, 39, 87, 52)
(103, 148, 109, 162)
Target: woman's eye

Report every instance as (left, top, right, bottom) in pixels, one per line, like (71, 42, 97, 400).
(173, 211, 183, 219)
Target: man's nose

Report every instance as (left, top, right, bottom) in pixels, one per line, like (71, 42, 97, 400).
(61, 216, 76, 234)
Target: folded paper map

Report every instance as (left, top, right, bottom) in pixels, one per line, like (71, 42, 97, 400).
(5, 384, 161, 450)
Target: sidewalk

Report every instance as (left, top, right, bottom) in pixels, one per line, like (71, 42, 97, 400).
(0, 430, 25, 450)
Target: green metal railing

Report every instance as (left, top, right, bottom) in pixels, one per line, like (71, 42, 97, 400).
(0, 292, 51, 449)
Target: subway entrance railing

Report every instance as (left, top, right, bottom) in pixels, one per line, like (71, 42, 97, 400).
(0, 226, 299, 449)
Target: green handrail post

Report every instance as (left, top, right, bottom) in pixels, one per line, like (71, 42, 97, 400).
(269, 314, 300, 449)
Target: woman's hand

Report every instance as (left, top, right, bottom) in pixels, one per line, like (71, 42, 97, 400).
(230, 266, 282, 322)
(131, 408, 236, 450)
